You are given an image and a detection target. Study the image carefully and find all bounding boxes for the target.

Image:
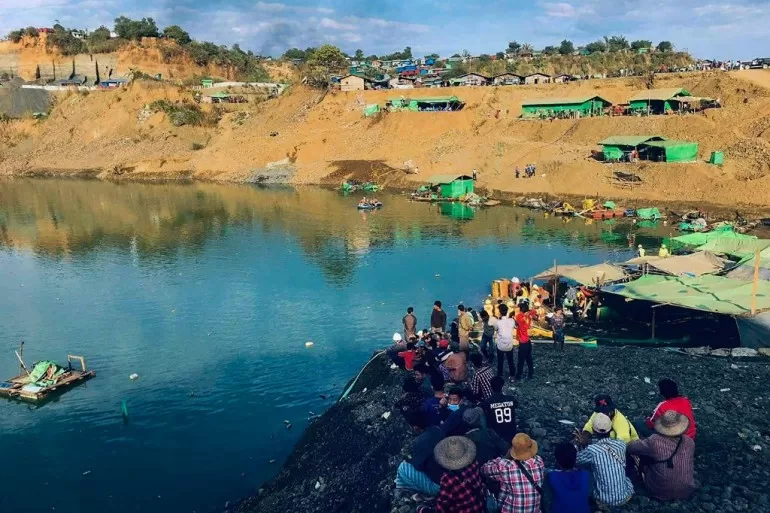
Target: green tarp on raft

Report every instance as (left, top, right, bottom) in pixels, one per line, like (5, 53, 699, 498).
(695, 237, 770, 258)
(636, 208, 661, 220)
(604, 274, 770, 315)
(668, 226, 749, 250)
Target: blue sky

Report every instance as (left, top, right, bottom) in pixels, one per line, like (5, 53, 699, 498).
(1, 1, 769, 59)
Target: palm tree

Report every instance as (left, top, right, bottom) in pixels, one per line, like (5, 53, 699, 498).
(521, 43, 534, 55)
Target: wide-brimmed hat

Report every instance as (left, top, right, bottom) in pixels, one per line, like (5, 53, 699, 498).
(511, 433, 539, 461)
(434, 436, 477, 471)
(593, 394, 616, 415)
(654, 410, 690, 437)
(592, 413, 613, 434)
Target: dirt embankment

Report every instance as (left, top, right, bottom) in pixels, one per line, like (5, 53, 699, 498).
(3, 70, 770, 209)
(237, 348, 770, 513)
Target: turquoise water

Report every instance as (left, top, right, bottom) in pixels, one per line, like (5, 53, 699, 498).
(0, 179, 661, 512)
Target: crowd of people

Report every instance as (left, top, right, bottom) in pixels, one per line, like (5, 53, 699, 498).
(387, 298, 698, 513)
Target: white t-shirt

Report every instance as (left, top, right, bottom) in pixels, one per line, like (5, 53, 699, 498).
(495, 317, 515, 351)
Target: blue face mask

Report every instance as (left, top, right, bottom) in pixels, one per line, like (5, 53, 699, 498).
(447, 404, 460, 411)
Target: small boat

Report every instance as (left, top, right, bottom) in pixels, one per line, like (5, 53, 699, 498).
(590, 209, 626, 220)
(0, 354, 95, 403)
(357, 201, 382, 210)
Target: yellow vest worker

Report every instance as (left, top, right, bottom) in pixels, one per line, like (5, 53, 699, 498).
(659, 244, 670, 258)
(638, 245, 645, 257)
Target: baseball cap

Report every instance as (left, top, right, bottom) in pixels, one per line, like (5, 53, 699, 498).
(593, 413, 612, 434)
(593, 394, 615, 414)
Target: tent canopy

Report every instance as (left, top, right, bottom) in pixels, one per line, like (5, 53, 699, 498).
(522, 95, 611, 106)
(695, 237, 770, 258)
(598, 135, 666, 147)
(669, 226, 748, 249)
(641, 140, 699, 163)
(427, 174, 473, 185)
(534, 263, 626, 285)
(603, 274, 770, 316)
(623, 251, 727, 277)
(628, 88, 691, 102)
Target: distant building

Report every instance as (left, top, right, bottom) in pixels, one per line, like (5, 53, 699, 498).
(201, 79, 214, 88)
(628, 88, 692, 114)
(339, 74, 372, 91)
(523, 73, 551, 85)
(452, 73, 489, 86)
(521, 95, 612, 118)
(552, 74, 573, 84)
(492, 73, 523, 86)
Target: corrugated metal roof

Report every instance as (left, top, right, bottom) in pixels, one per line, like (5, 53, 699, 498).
(427, 174, 473, 184)
(522, 96, 611, 106)
(641, 140, 696, 148)
(598, 135, 666, 146)
(628, 88, 691, 102)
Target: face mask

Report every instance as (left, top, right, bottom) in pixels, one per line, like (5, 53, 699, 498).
(447, 404, 460, 411)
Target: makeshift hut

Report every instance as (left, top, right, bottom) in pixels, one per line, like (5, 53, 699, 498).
(695, 237, 770, 259)
(427, 174, 474, 199)
(668, 226, 752, 251)
(623, 251, 728, 277)
(598, 135, 666, 161)
(628, 88, 691, 114)
(521, 96, 612, 118)
(640, 140, 699, 162)
(533, 263, 627, 286)
(386, 96, 465, 112)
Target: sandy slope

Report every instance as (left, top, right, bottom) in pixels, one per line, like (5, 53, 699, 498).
(2, 70, 770, 209)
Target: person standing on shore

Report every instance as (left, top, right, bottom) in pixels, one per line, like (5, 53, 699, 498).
(480, 309, 497, 361)
(482, 433, 545, 513)
(482, 376, 518, 443)
(403, 307, 417, 341)
(431, 301, 447, 333)
(549, 305, 566, 351)
(576, 413, 634, 508)
(494, 304, 516, 380)
(458, 305, 473, 351)
(514, 303, 534, 380)
(645, 379, 697, 439)
(628, 411, 696, 501)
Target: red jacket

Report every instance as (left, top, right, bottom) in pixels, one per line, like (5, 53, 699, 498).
(646, 396, 697, 439)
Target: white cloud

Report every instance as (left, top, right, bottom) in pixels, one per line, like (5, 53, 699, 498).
(254, 2, 334, 14)
(319, 17, 356, 31)
(540, 2, 578, 17)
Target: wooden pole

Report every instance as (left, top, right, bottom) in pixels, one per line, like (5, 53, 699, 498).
(751, 249, 761, 314)
(553, 259, 558, 306)
(15, 350, 30, 376)
(651, 308, 656, 340)
(19, 341, 24, 376)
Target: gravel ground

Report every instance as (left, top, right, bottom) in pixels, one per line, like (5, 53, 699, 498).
(233, 346, 770, 513)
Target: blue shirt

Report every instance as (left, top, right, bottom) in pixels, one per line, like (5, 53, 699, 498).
(547, 469, 591, 513)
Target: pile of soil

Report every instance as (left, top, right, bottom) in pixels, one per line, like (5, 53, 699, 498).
(236, 347, 770, 513)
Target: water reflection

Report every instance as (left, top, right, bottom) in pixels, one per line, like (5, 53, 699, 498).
(0, 179, 673, 281)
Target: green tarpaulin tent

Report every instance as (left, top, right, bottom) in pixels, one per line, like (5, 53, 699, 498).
(695, 237, 770, 258)
(668, 226, 749, 250)
(364, 104, 381, 117)
(636, 208, 662, 220)
(641, 140, 699, 163)
(604, 274, 770, 315)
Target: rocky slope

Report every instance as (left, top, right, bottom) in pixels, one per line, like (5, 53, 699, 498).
(236, 347, 770, 513)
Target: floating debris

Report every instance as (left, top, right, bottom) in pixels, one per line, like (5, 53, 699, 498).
(308, 411, 316, 416)
(558, 420, 575, 425)
(82, 470, 91, 476)
(643, 377, 651, 384)
(305, 341, 314, 348)
(382, 411, 391, 420)
(283, 420, 290, 424)
(129, 373, 139, 381)
(752, 445, 762, 452)
(319, 394, 327, 400)
(269, 459, 276, 464)
(720, 388, 731, 392)
(286, 423, 292, 430)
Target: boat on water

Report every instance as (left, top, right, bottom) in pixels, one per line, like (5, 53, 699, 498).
(0, 353, 95, 402)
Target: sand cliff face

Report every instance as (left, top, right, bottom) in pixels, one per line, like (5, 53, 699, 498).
(2, 69, 770, 209)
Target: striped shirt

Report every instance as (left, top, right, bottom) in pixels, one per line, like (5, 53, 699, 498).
(576, 439, 633, 507)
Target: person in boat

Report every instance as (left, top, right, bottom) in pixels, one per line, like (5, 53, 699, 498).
(644, 379, 697, 439)
(658, 243, 670, 258)
(580, 394, 639, 445)
(627, 411, 696, 501)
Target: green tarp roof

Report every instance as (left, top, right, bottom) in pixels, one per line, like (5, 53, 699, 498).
(695, 237, 770, 258)
(669, 226, 750, 249)
(414, 96, 462, 103)
(522, 96, 611, 106)
(604, 274, 770, 315)
(641, 140, 697, 149)
(599, 136, 666, 147)
(427, 174, 473, 184)
(628, 88, 691, 102)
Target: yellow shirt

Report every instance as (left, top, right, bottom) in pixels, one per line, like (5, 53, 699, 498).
(659, 247, 670, 258)
(583, 411, 639, 443)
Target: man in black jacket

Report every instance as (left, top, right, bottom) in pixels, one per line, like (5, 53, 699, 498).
(430, 300, 447, 332)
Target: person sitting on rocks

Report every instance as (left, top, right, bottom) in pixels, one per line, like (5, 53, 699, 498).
(482, 433, 546, 513)
(413, 362, 435, 395)
(386, 333, 407, 368)
(482, 376, 518, 444)
(580, 394, 639, 445)
(418, 436, 485, 513)
(440, 387, 466, 432)
(546, 442, 591, 513)
(468, 352, 495, 402)
(462, 407, 510, 465)
(421, 374, 446, 426)
(398, 340, 418, 371)
(576, 413, 634, 508)
(395, 376, 429, 420)
(645, 378, 696, 439)
(395, 411, 445, 497)
(628, 411, 696, 501)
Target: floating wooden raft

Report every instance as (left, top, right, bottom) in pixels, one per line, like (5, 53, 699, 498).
(0, 355, 95, 402)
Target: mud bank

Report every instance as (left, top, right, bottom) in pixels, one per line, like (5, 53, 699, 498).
(234, 347, 770, 513)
